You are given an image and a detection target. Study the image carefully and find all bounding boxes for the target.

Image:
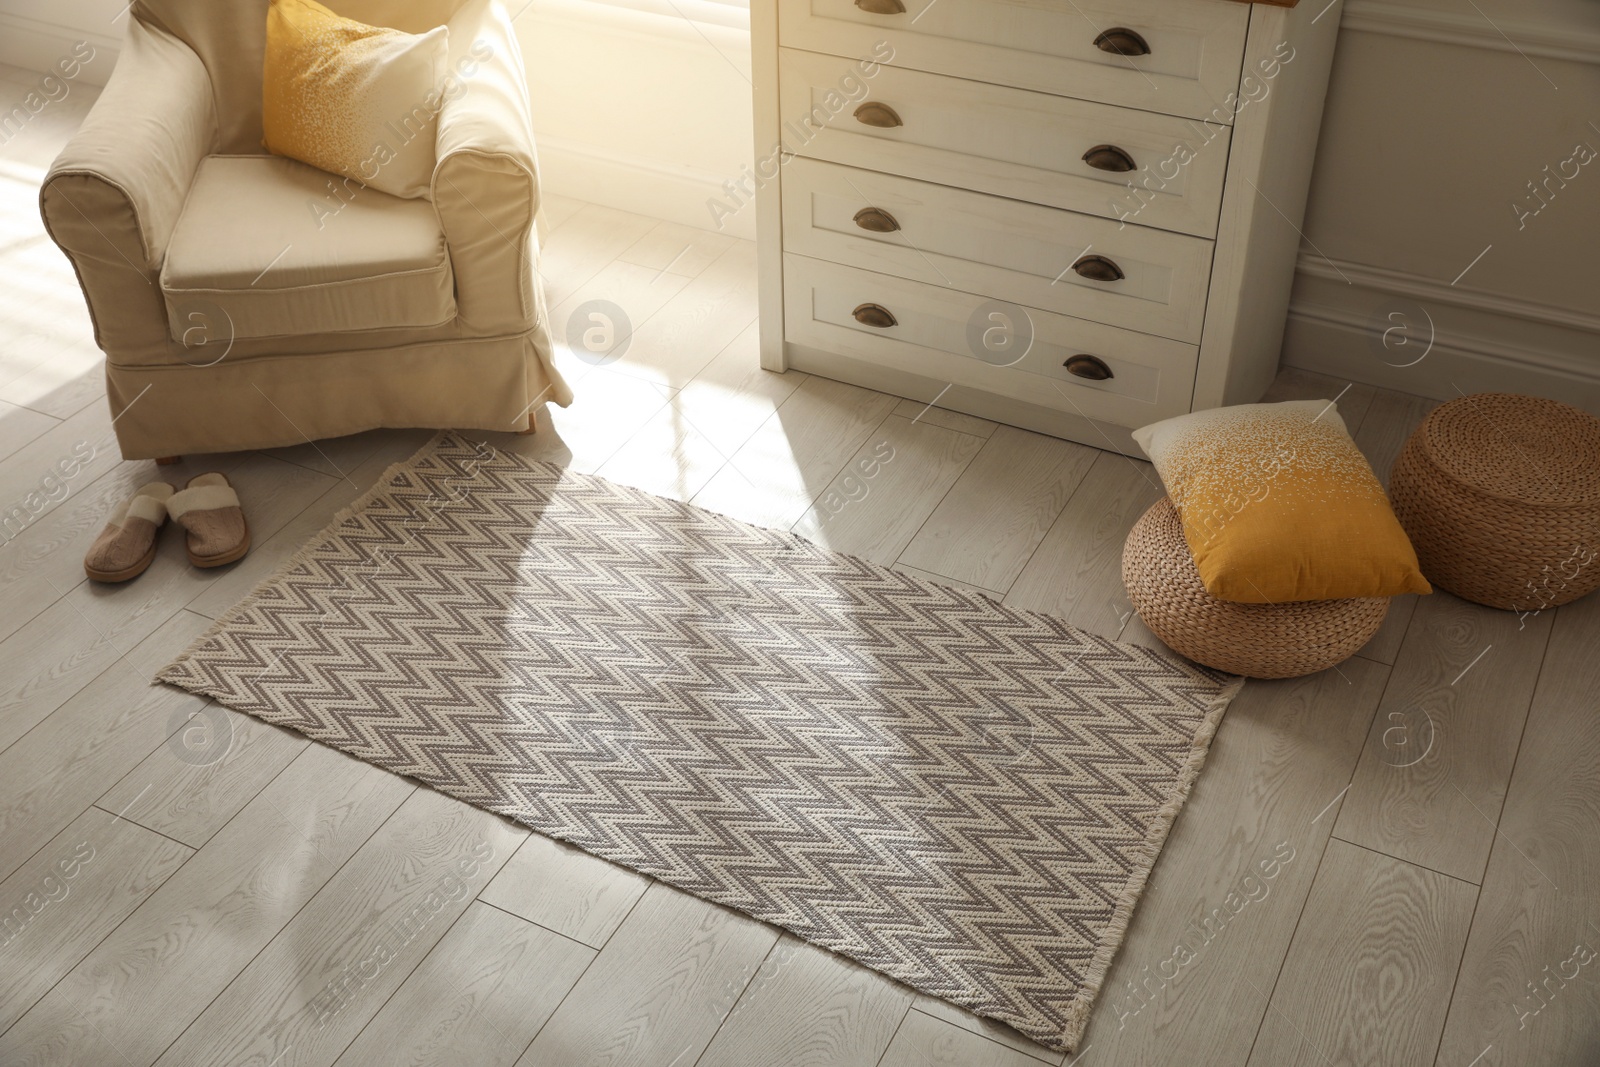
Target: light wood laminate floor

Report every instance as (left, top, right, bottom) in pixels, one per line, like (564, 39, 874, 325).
(2, 72, 1596, 1066)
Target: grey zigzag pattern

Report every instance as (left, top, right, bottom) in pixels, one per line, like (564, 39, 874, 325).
(158, 433, 1238, 1051)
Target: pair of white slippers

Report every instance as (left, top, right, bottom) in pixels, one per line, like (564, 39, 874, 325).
(84, 472, 251, 583)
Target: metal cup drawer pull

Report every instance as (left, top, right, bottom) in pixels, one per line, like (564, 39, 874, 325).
(1064, 354, 1114, 380)
(1094, 28, 1150, 57)
(1071, 254, 1125, 282)
(1082, 144, 1136, 172)
(852, 207, 901, 233)
(854, 102, 903, 128)
(852, 303, 898, 328)
(854, 0, 906, 12)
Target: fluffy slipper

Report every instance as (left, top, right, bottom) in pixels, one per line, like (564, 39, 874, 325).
(167, 472, 251, 568)
(84, 482, 177, 582)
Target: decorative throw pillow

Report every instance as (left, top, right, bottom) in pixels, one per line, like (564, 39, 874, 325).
(1132, 400, 1431, 603)
(263, 0, 448, 200)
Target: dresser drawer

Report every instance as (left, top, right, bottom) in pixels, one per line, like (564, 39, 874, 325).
(779, 49, 1231, 237)
(779, 0, 1249, 122)
(781, 157, 1213, 343)
(783, 254, 1197, 428)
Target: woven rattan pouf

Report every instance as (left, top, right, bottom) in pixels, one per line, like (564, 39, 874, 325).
(1121, 497, 1389, 679)
(1391, 393, 1600, 611)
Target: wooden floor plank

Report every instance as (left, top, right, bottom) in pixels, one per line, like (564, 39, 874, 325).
(537, 204, 661, 312)
(0, 400, 58, 464)
(531, 368, 677, 475)
(1004, 451, 1164, 639)
(333, 901, 594, 1067)
(96, 678, 310, 849)
(1356, 592, 1419, 666)
(898, 425, 1097, 594)
(594, 399, 747, 503)
(0, 745, 412, 1066)
(0, 447, 248, 645)
(0, 807, 191, 1033)
(879, 1008, 1051, 1067)
(1433, 595, 1600, 1067)
(0, 401, 125, 548)
(673, 322, 809, 460)
(518, 883, 778, 1067)
(152, 789, 524, 1067)
(0, 610, 212, 884)
(791, 413, 985, 564)
(892, 396, 998, 439)
(1078, 659, 1390, 1064)
(911, 994, 1064, 1065)
(1246, 839, 1476, 1067)
(478, 832, 652, 949)
(618, 219, 738, 279)
(1257, 367, 1378, 432)
(0, 460, 165, 645)
(1351, 391, 1436, 490)
(697, 935, 914, 1067)
(692, 375, 898, 532)
(0, 213, 105, 421)
(0, 453, 335, 752)
(1335, 591, 1553, 883)
(890, 563, 1005, 600)
(546, 258, 695, 389)
(609, 240, 760, 390)
(596, 323, 811, 502)
(0, 329, 104, 422)
(537, 192, 586, 242)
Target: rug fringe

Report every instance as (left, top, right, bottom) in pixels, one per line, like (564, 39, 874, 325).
(1055, 672, 1247, 1050)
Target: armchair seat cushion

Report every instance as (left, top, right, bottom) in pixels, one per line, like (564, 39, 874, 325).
(159, 154, 456, 342)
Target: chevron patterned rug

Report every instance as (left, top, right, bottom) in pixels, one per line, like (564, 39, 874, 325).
(159, 431, 1241, 1051)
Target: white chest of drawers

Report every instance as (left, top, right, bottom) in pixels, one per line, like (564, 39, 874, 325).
(751, 0, 1342, 454)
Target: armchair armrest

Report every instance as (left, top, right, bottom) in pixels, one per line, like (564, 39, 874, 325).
(432, 0, 542, 336)
(40, 15, 214, 359)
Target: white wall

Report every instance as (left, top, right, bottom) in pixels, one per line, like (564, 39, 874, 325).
(4, 0, 1595, 399)
(1287, 0, 1600, 408)
(0, 0, 124, 87)
(511, 0, 757, 239)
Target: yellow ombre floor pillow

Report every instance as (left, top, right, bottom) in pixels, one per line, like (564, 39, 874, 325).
(1132, 400, 1431, 603)
(263, 0, 447, 200)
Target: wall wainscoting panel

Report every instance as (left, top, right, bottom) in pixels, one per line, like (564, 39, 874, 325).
(1294, 0, 1599, 410)
(1284, 252, 1600, 410)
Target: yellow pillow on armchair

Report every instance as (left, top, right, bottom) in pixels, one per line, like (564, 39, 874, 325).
(1132, 400, 1431, 603)
(263, 0, 448, 200)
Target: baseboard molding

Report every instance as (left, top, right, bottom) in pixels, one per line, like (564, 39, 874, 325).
(0, 13, 120, 87)
(536, 135, 756, 240)
(1295, 252, 1600, 337)
(1341, 1, 1600, 66)
(1286, 252, 1600, 412)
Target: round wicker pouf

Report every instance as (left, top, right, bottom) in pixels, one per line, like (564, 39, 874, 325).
(1121, 498, 1389, 679)
(1390, 393, 1600, 610)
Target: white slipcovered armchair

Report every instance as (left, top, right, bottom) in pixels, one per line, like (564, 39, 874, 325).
(40, 0, 571, 460)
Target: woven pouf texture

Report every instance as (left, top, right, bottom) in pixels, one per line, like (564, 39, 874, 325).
(1390, 393, 1600, 610)
(1121, 498, 1388, 679)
